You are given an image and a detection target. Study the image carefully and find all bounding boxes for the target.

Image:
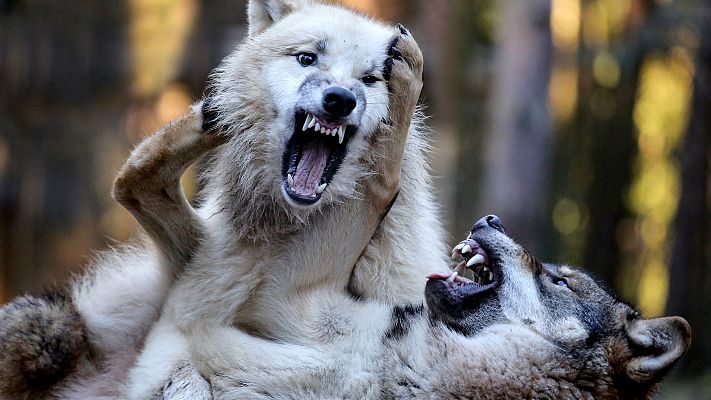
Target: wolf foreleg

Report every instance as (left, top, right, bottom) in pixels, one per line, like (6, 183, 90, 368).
(112, 101, 226, 272)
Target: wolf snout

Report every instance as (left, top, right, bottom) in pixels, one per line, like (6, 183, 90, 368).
(323, 87, 357, 118)
(472, 215, 505, 233)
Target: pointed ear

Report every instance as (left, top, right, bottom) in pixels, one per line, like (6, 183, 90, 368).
(247, 0, 306, 37)
(623, 316, 691, 384)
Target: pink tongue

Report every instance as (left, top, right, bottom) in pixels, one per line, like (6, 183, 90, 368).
(427, 272, 453, 280)
(293, 140, 329, 197)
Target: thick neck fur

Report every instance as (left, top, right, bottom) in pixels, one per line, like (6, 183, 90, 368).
(386, 319, 619, 399)
(178, 121, 445, 338)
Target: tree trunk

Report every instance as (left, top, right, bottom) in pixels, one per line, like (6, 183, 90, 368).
(666, 3, 711, 372)
(480, 0, 553, 249)
(548, 1, 655, 286)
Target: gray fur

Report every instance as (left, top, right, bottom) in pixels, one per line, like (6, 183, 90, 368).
(199, 220, 690, 399)
(154, 363, 212, 400)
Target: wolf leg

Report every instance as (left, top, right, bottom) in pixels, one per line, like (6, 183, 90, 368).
(109, 102, 227, 398)
(348, 26, 446, 303)
(126, 316, 215, 400)
(365, 25, 424, 204)
(158, 363, 212, 400)
(318, 27, 425, 243)
(112, 101, 226, 272)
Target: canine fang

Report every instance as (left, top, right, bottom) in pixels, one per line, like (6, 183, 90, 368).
(467, 254, 485, 267)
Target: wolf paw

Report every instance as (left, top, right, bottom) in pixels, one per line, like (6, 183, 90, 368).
(384, 25, 424, 131)
(364, 25, 425, 200)
(160, 362, 213, 400)
(0, 293, 87, 397)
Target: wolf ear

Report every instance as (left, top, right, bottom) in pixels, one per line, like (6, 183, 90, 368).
(623, 316, 691, 384)
(247, 0, 306, 37)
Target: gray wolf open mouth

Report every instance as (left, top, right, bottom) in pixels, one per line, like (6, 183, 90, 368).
(281, 111, 356, 205)
(428, 238, 500, 300)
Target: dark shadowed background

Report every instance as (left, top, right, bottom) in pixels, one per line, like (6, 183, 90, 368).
(1, 0, 709, 396)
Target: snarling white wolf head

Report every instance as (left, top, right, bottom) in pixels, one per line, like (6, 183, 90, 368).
(205, 0, 402, 229)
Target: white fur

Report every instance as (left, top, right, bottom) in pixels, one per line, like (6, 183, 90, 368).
(46, 2, 445, 398)
(119, 1, 446, 397)
(127, 318, 194, 399)
(72, 242, 170, 356)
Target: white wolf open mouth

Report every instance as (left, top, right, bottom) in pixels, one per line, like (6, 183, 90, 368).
(282, 110, 356, 204)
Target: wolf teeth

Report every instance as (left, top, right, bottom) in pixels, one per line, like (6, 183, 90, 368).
(466, 254, 485, 267)
(453, 261, 466, 275)
(316, 183, 327, 194)
(287, 173, 294, 187)
(304, 114, 346, 142)
(303, 115, 313, 131)
(447, 271, 458, 282)
(451, 243, 465, 259)
(462, 244, 472, 254)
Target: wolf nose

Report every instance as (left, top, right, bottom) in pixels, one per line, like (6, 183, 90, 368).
(473, 215, 505, 233)
(323, 87, 357, 118)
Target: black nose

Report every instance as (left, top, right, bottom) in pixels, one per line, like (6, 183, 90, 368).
(323, 87, 357, 118)
(473, 215, 505, 233)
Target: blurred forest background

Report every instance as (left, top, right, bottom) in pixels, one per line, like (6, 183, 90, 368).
(0, 0, 709, 396)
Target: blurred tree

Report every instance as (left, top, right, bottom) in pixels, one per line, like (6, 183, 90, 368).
(414, 0, 462, 237)
(548, 0, 656, 287)
(447, 0, 497, 238)
(480, 0, 553, 250)
(667, 2, 711, 372)
(0, 1, 247, 299)
(0, 1, 130, 298)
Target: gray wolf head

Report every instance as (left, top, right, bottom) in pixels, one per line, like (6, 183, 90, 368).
(426, 215, 691, 398)
(205, 0, 401, 219)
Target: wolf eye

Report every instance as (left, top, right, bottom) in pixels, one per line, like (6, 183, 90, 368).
(552, 277, 569, 288)
(296, 52, 317, 67)
(361, 75, 380, 86)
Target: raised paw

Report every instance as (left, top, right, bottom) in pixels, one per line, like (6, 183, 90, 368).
(112, 103, 227, 269)
(384, 25, 424, 130)
(391, 24, 423, 77)
(161, 362, 213, 400)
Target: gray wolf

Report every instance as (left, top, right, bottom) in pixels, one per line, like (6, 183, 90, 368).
(195, 215, 691, 399)
(0, 0, 445, 398)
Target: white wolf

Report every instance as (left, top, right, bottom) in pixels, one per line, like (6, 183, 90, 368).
(0, 1, 446, 398)
(194, 215, 691, 399)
